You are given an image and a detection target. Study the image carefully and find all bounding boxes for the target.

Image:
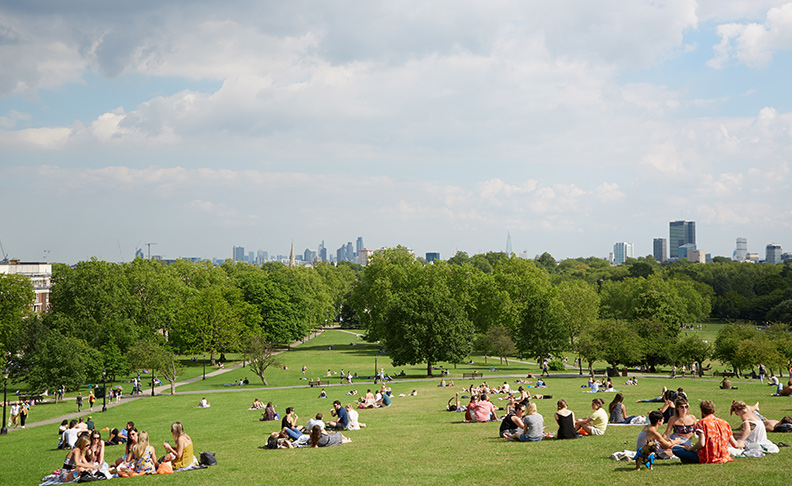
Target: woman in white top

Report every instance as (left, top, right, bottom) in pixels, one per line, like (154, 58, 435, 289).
(345, 404, 366, 429)
(731, 401, 779, 453)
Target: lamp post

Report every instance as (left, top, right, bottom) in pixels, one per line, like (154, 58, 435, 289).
(374, 355, 378, 382)
(202, 354, 206, 380)
(151, 372, 155, 397)
(1, 368, 8, 435)
(101, 369, 107, 412)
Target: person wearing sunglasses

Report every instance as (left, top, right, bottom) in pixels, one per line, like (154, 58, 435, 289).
(663, 397, 696, 448)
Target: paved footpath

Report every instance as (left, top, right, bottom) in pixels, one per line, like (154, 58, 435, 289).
(19, 328, 331, 430)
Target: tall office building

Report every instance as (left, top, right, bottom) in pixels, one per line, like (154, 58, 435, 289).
(426, 252, 440, 263)
(232, 246, 245, 261)
(355, 237, 364, 257)
(653, 238, 667, 262)
(318, 241, 327, 262)
(679, 243, 697, 260)
(506, 232, 512, 256)
(733, 237, 748, 261)
(613, 242, 633, 265)
(345, 242, 354, 261)
(766, 243, 782, 264)
(669, 220, 696, 259)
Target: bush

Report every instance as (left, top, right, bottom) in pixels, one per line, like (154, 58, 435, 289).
(548, 359, 566, 371)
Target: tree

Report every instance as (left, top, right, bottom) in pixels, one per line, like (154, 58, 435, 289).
(474, 326, 516, 365)
(244, 335, 281, 385)
(128, 340, 184, 395)
(380, 262, 474, 375)
(27, 335, 102, 395)
(171, 286, 258, 364)
(714, 324, 760, 376)
(534, 252, 557, 273)
(0, 273, 34, 367)
(675, 335, 713, 376)
(556, 279, 599, 351)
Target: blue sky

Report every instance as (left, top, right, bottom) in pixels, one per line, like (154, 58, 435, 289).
(1, 1, 791, 264)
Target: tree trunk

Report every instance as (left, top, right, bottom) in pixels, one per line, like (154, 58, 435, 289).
(210, 350, 216, 366)
(499, 356, 503, 365)
(426, 362, 433, 376)
(170, 380, 176, 395)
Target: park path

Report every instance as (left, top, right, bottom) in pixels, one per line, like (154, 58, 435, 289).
(16, 328, 330, 431)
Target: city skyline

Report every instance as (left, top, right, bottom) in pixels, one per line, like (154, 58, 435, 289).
(2, 2, 791, 264)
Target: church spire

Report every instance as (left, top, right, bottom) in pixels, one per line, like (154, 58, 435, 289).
(288, 241, 296, 268)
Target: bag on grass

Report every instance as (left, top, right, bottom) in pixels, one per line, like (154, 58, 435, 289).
(77, 471, 106, 482)
(157, 462, 174, 474)
(200, 451, 217, 466)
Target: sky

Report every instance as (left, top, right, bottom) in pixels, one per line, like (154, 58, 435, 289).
(1, 1, 791, 264)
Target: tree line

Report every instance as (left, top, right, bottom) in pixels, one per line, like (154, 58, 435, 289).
(2, 249, 791, 390)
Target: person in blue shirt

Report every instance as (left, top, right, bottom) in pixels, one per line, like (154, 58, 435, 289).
(327, 401, 349, 430)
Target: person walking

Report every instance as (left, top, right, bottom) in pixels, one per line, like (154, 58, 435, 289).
(758, 363, 766, 384)
(88, 390, 96, 412)
(76, 392, 83, 412)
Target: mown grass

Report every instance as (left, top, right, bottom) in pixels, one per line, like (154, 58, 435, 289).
(3, 327, 791, 486)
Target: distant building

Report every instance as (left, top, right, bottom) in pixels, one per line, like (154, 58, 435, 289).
(426, 252, 440, 263)
(653, 238, 667, 262)
(134, 248, 145, 259)
(256, 250, 268, 264)
(688, 250, 706, 263)
(613, 242, 633, 265)
(747, 252, 759, 263)
(506, 232, 512, 256)
(248, 251, 254, 263)
(678, 243, 697, 260)
(669, 220, 696, 259)
(0, 262, 52, 312)
(232, 246, 245, 261)
(304, 248, 317, 263)
(355, 237, 364, 258)
(766, 243, 782, 264)
(781, 252, 792, 262)
(318, 241, 327, 262)
(733, 237, 748, 261)
(357, 248, 375, 266)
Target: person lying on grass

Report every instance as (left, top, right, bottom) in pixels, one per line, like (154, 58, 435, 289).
(575, 398, 607, 436)
(309, 425, 352, 447)
(447, 392, 466, 412)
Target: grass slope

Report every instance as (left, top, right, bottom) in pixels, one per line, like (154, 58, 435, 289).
(2, 329, 791, 486)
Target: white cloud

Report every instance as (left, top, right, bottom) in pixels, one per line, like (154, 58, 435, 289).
(709, 3, 792, 68)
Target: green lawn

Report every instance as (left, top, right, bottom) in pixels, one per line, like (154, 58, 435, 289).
(3, 328, 792, 486)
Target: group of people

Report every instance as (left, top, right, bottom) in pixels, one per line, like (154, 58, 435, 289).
(55, 420, 196, 481)
(266, 400, 359, 449)
(5, 400, 30, 428)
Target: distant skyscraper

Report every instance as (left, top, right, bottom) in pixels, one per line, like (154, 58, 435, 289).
(613, 242, 633, 265)
(288, 242, 295, 267)
(506, 232, 512, 256)
(669, 220, 696, 259)
(426, 252, 440, 263)
(734, 237, 748, 261)
(766, 243, 782, 264)
(336, 247, 344, 263)
(248, 251, 254, 263)
(355, 237, 364, 257)
(318, 241, 327, 262)
(653, 238, 667, 262)
(233, 246, 245, 261)
(678, 243, 697, 260)
(345, 242, 354, 261)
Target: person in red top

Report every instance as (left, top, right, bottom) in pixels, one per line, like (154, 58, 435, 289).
(672, 400, 737, 463)
(468, 394, 498, 422)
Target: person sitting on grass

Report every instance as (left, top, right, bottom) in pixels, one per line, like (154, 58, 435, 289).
(376, 390, 391, 407)
(575, 398, 607, 436)
(358, 390, 376, 409)
(499, 403, 526, 438)
(730, 401, 779, 453)
(345, 404, 366, 429)
(281, 407, 305, 440)
(260, 402, 277, 421)
(198, 397, 210, 408)
(608, 393, 636, 424)
(327, 400, 349, 430)
(309, 425, 351, 447)
(637, 411, 681, 459)
(161, 422, 197, 470)
(114, 428, 138, 468)
(505, 402, 544, 442)
(307, 413, 325, 432)
(663, 397, 696, 447)
(318, 388, 328, 399)
(772, 379, 792, 396)
(468, 394, 498, 422)
(60, 435, 100, 482)
(251, 398, 264, 410)
(554, 400, 577, 440)
(118, 430, 158, 476)
(672, 400, 738, 464)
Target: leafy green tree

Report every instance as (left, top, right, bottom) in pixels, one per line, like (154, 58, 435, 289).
(27, 335, 102, 394)
(244, 335, 281, 386)
(474, 325, 516, 365)
(0, 273, 34, 366)
(381, 264, 473, 376)
(768, 299, 792, 324)
(556, 279, 599, 351)
(534, 252, 557, 273)
(675, 335, 713, 376)
(127, 340, 184, 395)
(714, 324, 760, 376)
(171, 286, 259, 364)
(447, 251, 470, 266)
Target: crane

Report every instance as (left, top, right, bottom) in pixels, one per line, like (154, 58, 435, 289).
(0, 239, 8, 263)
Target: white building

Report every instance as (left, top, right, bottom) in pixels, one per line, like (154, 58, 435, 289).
(0, 262, 52, 312)
(613, 242, 634, 265)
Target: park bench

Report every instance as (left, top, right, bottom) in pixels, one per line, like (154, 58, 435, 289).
(462, 372, 483, 379)
(718, 371, 736, 378)
(309, 380, 329, 387)
(18, 393, 44, 404)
